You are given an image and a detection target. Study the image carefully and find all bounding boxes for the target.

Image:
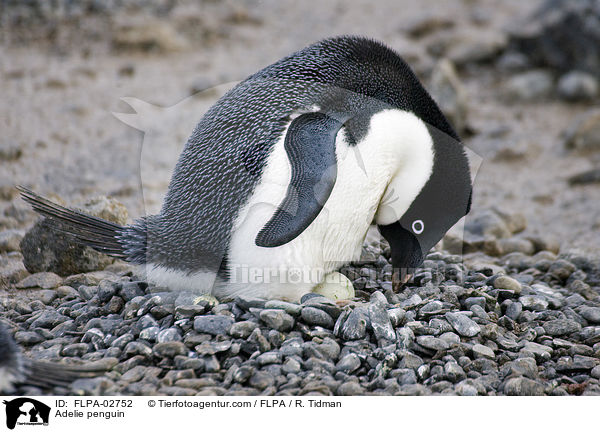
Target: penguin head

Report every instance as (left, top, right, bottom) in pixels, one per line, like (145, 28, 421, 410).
(377, 124, 473, 276)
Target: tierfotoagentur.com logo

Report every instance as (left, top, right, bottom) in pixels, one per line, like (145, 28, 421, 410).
(3, 398, 50, 430)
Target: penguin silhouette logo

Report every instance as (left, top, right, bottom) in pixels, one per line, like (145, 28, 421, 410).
(3, 398, 50, 429)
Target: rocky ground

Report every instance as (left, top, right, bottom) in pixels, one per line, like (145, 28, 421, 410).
(1, 0, 600, 395)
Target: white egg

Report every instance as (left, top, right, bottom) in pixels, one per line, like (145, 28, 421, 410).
(312, 272, 355, 300)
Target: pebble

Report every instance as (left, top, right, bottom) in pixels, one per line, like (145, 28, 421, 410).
(505, 70, 553, 101)
(259, 309, 294, 332)
(193, 315, 235, 336)
(399, 353, 424, 370)
(249, 371, 275, 390)
(264, 300, 302, 316)
(445, 312, 481, 337)
(301, 307, 334, 328)
(504, 377, 545, 396)
(340, 309, 368, 341)
(542, 319, 582, 336)
(563, 108, 600, 154)
(493, 275, 522, 294)
(336, 353, 361, 373)
(557, 71, 598, 101)
(368, 302, 395, 342)
(17, 272, 63, 289)
(336, 381, 364, 396)
(444, 362, 466, 383)
(472, 344, 495, 359)
(519, 295, 548, 311)
(229, 321, 259, 338)
(416, 336, 449, 352)
(580, 307, 600, 324)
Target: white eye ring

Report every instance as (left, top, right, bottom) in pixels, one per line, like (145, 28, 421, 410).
(412, 219, 424, 234)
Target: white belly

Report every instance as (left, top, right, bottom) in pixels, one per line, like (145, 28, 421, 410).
(214, 109, 433, 302)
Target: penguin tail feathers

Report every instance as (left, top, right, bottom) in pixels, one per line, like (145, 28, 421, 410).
(17, 186, 146, 263)
(0, 323, 114, 392)
(22, 358, 115, 389)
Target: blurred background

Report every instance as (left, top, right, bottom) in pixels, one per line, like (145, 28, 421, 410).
(1, 0, 599, 263)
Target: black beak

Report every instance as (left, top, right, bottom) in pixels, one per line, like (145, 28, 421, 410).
(378, 221, 424, 291)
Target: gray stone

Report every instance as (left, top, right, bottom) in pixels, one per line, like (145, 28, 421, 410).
(368, 302, 395, 342)
(429, 58, 469, 134)
(20, 196, 127, 276)
(548, 259, 576, 280)
(193, 315, 234, 336)
(119, 282, 146, 302)
(340, 308, 368, 341)
(0, 229, 24, 253)
(387, 308, 406, 327)
(396, 327, 415, 350)
(259, 309, 294, 332)
(264, 300, 302, 316)
(282, 357, 302, 374)
(472, 344, 495, 359)
(337, 381, 364, 396)
(522, 341, 553, 362)
(580, 307, 600, 324)
(256, 351, 283, 366)
(31, 310, 69, 328)
(399, 353, 424, 369)
(563, 108, 600, 154)
(508, 0, 600, 75)
(17, 272, 62, 289)
(558, 71, 598, 101)
(519, 295, 548, 311)
(416, 335, 449, 352)
(504, 377, 545, 396)
(505, 70, 553, 101)
(123, 341, 153, 358)
(542, 319, 582, 336)
(336, 353, 361, 373)
(249, 371, 274, 390)
(139, 326, 159, 342)
(153, 341, 187, 358)
(502, 357, 539, 379)
(506, 301, 522, 321)
(157, 328, 182, 343)
(229, 320, 259, 338)
(445, 312, 481, 337)
(396, 368, 418, 385)
(301, 296, 341, 319)
(456, 382, 478, 396)
(465, 210, 511, 239)
(301, 307, 334, 328)
(464, 297, 486, 310)
(493, 275, 522, 294)
(419, 300, 444, 316)
(444, 361, 466, 383)
(439, 332, 460, 345)
(14, 331, 44, 345)
(62, 343, 89, 357)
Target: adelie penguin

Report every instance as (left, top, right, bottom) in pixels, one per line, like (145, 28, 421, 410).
(19, 35, 472, 303)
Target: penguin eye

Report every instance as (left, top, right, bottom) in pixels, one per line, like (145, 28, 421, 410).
(411, 219, 424, 235)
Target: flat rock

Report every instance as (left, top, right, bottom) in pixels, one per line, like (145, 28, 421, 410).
(445, 312, 481, 337)
(17, 272, 62, 289)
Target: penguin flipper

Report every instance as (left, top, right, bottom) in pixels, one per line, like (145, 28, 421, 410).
(256, 112, 343, 247)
